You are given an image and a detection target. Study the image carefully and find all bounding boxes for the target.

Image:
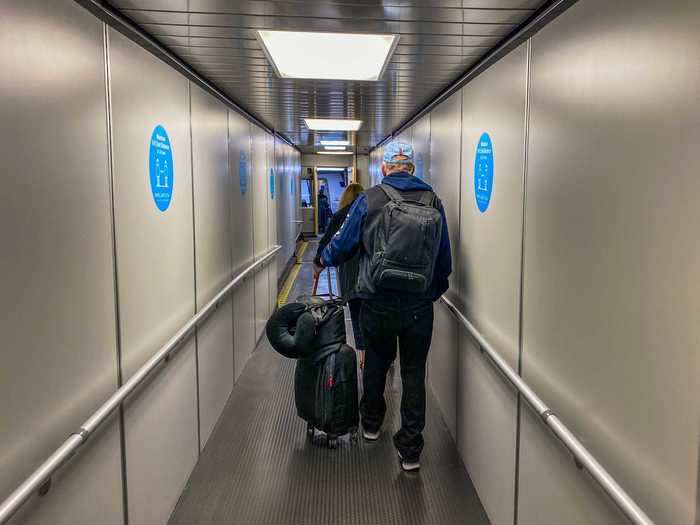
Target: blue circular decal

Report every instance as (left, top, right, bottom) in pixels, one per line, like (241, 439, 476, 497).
(474, 133, 494, 213)
(415, 152, 425, 180)
(269, 168, 275, 200)
(149, 125, 174, 212)
(239, 151, 249, 196)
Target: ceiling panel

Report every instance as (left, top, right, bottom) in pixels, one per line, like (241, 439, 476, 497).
(110, 0, 548, 152)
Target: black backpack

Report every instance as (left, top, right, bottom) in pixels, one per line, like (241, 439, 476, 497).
(370, 184, 443, 294)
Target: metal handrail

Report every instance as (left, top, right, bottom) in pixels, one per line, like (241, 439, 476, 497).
(438, 296, 654, 525)
(0, 246, 281, 524)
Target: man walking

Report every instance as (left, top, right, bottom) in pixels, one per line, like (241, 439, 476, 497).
(318, 141, 452, 471)
(317, 186, 331, 233)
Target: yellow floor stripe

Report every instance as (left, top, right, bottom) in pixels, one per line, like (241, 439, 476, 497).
(277, 240, 311, 307)
(277, 262, 302, 307)
(296, 240, 309, 262)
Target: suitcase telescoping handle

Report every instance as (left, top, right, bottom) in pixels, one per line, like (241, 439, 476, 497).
(326, 268, 334, 299)
(312, 271, 320, 296)
(312, 267, 334, 298)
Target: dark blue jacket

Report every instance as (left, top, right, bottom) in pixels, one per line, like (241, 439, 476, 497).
(321, 172, 452, 300)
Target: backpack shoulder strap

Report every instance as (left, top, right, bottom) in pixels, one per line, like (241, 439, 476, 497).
(378, 183, 404, 202)
(418, 190, 437, 207)
(379, 183, 437, 207)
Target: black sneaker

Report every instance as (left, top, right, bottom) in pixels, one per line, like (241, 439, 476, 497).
(397, 451, 420, 472)
(362, 428, 380, 441)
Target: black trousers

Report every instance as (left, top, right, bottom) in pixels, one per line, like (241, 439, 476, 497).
(359, 298, 434, 461)
(347, 298, 366, 350)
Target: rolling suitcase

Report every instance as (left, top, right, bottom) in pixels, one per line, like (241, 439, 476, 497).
(295, 343, 359, 448)
(266, 271, 360, 448)
(294, 270, 359, 448)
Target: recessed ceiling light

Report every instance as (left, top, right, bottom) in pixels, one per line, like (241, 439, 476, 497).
(305, 119, 362, 131)
(320, 140, 351, 146)
(318, 151, 354, 155)
(257, 30, 398, 81)
(324, 146, 347, 151)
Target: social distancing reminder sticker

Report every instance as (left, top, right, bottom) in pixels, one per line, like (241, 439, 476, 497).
(149, 125, 174, 212)
(474, 132, 493, 213)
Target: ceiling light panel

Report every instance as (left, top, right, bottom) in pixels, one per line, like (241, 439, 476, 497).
(305, 119, 363, 131)
(318, 151, 354, 155)
(320, 140, 350, 146)
(324, 146, 347, 150)
(258, 30, 398, 81)
(110, 2, 548, 153)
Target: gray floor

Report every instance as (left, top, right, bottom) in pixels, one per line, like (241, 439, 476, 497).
(168, 241, 490, 525)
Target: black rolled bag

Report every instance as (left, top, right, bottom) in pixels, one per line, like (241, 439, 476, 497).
(265, 302, 316, 358)
(265, 296, 346, 359)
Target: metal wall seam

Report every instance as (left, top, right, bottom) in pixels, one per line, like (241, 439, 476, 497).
(227, 103, 237, 385)
(513, 37, 533, 525)
(268, 137, 273, 304)
(249, 122, 257, 354)
(101, 22, 129, 525)
(188, 82, 202, 455)
(454, 89, 464, 447)
(695, 438, 699, 525)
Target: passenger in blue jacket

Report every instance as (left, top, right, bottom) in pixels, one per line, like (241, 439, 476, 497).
(319, 141, 452, 471)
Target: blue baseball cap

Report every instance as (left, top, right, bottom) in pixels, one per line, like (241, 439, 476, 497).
(383, 141, 414, 164)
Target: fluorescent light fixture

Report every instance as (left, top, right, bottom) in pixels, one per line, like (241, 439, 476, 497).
(320, 140, 351, 146)
(318, 167, 346, 172)
(305, 118, 362, 131)
(257, 30, 398, 81)
(318, 151, 354, 155)
(324, 146, 347, 151)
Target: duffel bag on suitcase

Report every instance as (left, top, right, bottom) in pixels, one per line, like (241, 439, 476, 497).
(266, 296, 346, 359)
(295, 343, 359, 448)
